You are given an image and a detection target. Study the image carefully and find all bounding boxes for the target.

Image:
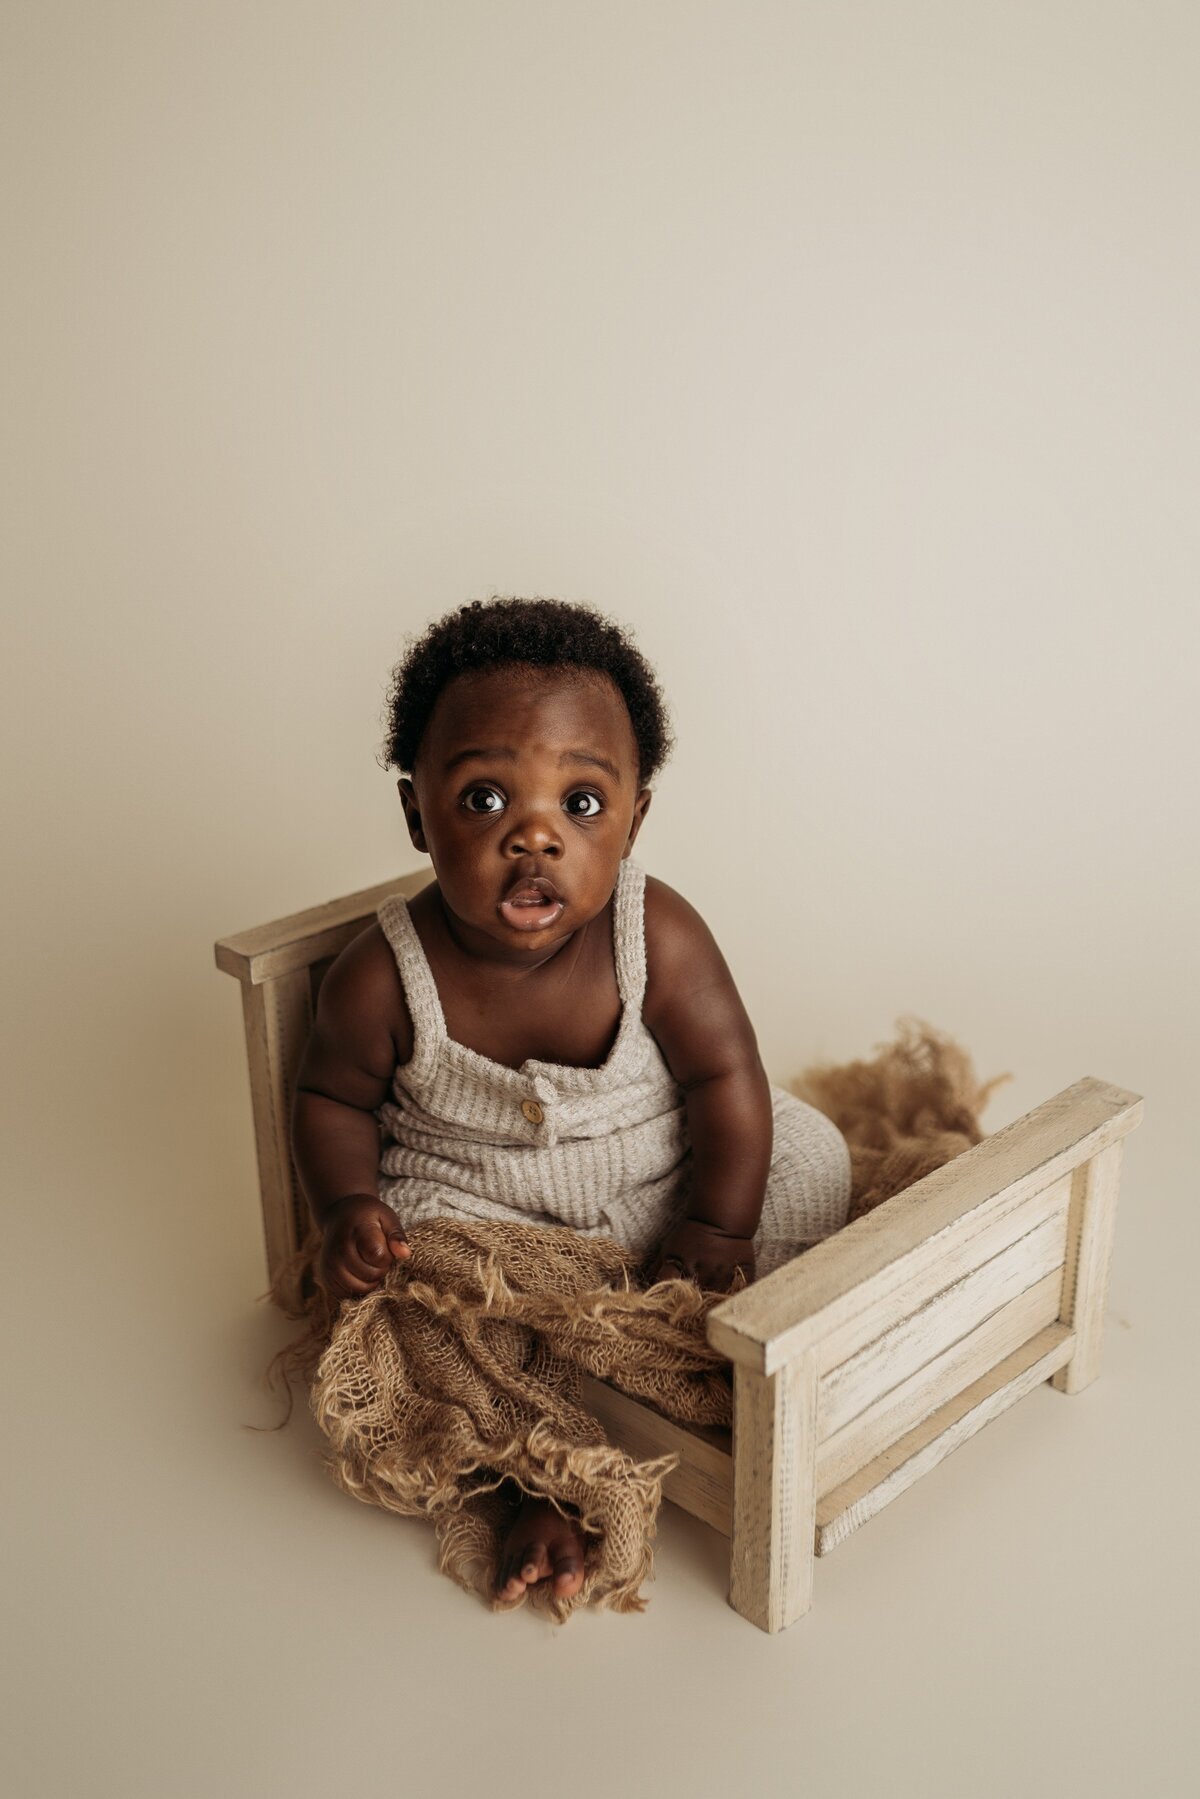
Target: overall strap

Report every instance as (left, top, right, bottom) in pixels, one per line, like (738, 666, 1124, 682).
(612, 856, 648, 1014)
(376, 890, 445, 1086)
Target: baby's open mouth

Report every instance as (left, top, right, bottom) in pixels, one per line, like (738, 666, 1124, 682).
(499, 878, 565, 930)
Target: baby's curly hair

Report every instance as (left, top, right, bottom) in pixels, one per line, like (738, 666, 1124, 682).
(379, 595, 675, 785)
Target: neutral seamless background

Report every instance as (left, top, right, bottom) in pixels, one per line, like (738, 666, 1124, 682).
(3, 4, 1197, 1796)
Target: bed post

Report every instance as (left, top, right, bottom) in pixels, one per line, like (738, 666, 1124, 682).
(236, 969, 314, 1278)
(1050, 1139, 1124, 1396)
(729, 1349, 819, 1632)
(214, 870, 430, 1285)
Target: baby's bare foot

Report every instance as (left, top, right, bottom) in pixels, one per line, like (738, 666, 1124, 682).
(496, 1495, 587, 1605)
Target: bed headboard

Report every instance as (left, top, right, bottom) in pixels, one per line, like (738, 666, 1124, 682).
(214, 869, 433, 1279)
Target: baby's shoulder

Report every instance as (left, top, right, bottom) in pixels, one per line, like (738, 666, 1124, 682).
(312, 919, 413, 1072)
(642, 872, 713, 947)
(641, 874, 732, 1016)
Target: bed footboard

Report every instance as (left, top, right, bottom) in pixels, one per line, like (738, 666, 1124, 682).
(706, 1076, 1143, 1633)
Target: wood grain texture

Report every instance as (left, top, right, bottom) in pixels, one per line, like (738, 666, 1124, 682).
(579, 1375, 733, 1534)
(214, 868, 431, 985)
(817, 1194, 1069, 1437)
(815, 1271, 1063, 1497)
(814, 1323, 1075, 1554)
(729, 1354, 818, 1632)
(1051, 1141, 1125, 1395)
(708, 1078, 1142, 1375)
(812, 1174, 1071, 1377)
(239, 970, 313, 1279)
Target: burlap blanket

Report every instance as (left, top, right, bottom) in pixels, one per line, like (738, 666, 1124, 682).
(265, 1022, 1005, 1619)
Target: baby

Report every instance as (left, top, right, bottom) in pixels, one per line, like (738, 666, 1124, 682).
(291, 596, 851, 1607)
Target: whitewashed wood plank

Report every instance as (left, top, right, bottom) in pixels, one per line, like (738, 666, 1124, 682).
(816, 1271, 1062, 1497)
(730, 1354, 818, 1631)
(818, 1199, 1069, 1436)
(239, 970, 313, 1281)
(815, 1175, 1071, 1376)
(215, 868, 431, 984)
(1052, 1142, 1125, 1395)
(814, 1324, 1075, 1555)
(579, 1375, 733, 1535)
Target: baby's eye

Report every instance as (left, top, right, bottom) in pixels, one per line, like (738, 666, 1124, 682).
(463, 787, 505, 814)
(565, 791, 603, 818)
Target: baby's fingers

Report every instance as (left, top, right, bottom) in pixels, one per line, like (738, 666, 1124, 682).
(320, 1248, 384, 1300)
(330, 1266, 382, 1299)
(368, 1202, 411, 1263)
(697, 1255, 754, 1294)
(348, 1219, 411, 1281)
(357, 1230, 389, 1269)
(328, 1232, 391, 1292)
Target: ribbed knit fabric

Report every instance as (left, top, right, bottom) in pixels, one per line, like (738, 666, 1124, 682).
(375, 857, 851, 1276)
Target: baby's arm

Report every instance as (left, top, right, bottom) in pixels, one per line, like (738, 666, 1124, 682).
(291, 926, 414, 1301)
(640, 877, 774, 1291)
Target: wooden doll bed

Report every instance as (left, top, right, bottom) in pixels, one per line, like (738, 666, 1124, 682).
(215, 871, 1143, 1634)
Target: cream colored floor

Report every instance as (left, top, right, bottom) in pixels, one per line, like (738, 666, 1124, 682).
(5, 1009, 1195, 1799)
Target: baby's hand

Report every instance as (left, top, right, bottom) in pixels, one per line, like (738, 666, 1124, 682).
(317, 1194, 411, 1302)
(645, 1218, 755, 1293)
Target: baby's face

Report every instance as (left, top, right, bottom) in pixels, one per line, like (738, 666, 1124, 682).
(398, 666, 652, 957)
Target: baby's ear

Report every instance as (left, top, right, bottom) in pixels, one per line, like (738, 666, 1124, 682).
(397, 777, 428, 852)
(627, 787, 653, 844)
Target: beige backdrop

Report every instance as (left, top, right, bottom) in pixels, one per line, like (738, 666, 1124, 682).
(3, 4, 1197, 1797)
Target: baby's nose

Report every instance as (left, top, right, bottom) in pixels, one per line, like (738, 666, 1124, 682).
(505, 814, 563, 855)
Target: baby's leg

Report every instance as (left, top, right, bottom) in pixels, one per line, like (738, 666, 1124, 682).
(752, 1087, 852, 1279)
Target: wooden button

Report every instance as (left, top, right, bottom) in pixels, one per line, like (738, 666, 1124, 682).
(521, 1099, 544, 1124)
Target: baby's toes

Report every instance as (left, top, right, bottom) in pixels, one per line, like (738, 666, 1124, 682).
(495, 1539, 550, 1601)
(516, 1539, 554, 1587)
(550, 1545, 584, 1598)
(496, 1566, 527, 1603)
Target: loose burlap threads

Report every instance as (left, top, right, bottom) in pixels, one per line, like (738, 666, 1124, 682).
(792, 1018, 1010, 1217)
(310, 1219, 732, 1619)
(264, 1020, 1004, 1620)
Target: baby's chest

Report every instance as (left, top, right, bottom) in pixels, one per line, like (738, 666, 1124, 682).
(439, 958, 624, 1072)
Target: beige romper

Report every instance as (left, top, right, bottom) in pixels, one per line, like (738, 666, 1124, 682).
(374, 856, 851, 1278)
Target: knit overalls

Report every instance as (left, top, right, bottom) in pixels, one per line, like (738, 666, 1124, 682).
(374, 857, 852, 1278)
